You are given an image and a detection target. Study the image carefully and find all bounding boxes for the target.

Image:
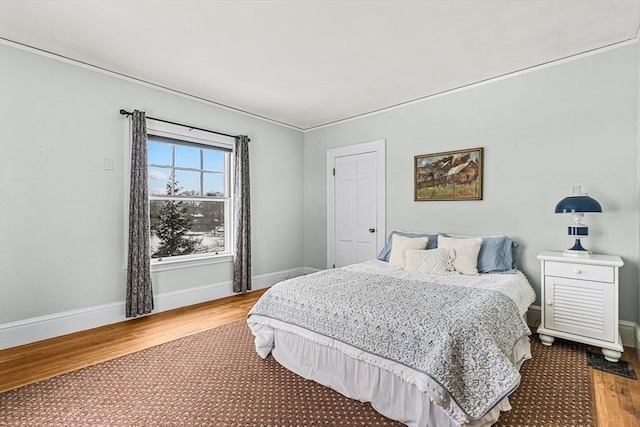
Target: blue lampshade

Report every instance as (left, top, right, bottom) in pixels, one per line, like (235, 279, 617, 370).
(554, 195, 602, 214)
(555, 187, 602, 257)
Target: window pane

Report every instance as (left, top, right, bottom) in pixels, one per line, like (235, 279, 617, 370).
(175, 144, 201, 169)
(203, 150, 225, 171)
(150, 200, 225, 258)
(203, 172, 225, 196)
(148, 167, 173, 196)
(148, 141, 172, 166)
(175, 170, 201, 195)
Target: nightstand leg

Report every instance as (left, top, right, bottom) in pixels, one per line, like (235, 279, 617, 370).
(601, 348, 621, 363)
(538, 334, 555, 346)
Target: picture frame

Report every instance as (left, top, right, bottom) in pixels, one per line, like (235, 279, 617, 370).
(414, 147, 483, 201)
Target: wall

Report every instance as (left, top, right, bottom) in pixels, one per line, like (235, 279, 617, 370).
(304, 43, 640, 323)
(0, 44, 305, 326)
(637, 37, 640, 355)
(1, 39, 638, 346)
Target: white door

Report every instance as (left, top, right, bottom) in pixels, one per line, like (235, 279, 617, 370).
(332, 151, 378, 268)
(327, 141, 384, 268)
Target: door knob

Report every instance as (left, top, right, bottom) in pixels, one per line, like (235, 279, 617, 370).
(368, 228, 376, 233)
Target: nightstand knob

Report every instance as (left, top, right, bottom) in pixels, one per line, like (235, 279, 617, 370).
(573, 268, 582, 274)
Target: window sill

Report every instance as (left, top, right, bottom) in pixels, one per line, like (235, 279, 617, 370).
(150, 254, 234, 272)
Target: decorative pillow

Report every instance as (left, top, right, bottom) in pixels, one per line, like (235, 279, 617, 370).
(437, 235, 482, 275)
(404, 248, 457, 275)
(443, 233, 519, 273)
(388, 234, 429, 267)
(377, 230, 439, 261)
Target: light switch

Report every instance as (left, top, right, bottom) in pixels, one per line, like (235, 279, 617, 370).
(104, 158, 114, 171)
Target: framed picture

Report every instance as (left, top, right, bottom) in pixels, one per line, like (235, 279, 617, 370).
(414, 147, 483, 201)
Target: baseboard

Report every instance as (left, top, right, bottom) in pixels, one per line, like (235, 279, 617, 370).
(0, 267, 307, 350)
(619, 320, 638, 349)
(527, 305, 638, 349)
(3, 275, 634, 352)
(526, 304, 542, 328)
(635, 324, 640, 362)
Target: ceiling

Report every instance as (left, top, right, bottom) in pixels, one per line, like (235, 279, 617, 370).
(1, 1, 639, 130)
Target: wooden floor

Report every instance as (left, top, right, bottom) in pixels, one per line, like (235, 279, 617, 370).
(1, 289, 638, 427)
(0, 289, 268, 394)
(591, 346, 640, 427)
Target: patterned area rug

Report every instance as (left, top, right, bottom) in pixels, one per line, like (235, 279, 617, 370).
(0, 323, 593, 427)
(496, 336, 594, 427)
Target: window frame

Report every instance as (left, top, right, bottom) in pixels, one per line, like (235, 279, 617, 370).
(144, 119, 236, 270)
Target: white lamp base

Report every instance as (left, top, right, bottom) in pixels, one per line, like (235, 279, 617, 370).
(563, 249, 592, 258)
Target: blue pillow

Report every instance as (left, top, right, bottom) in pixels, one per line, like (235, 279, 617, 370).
(442, 233, 519, 273)
(377, 231, 439, 261)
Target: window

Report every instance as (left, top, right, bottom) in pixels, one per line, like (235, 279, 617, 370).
(145, 119, 234, 264)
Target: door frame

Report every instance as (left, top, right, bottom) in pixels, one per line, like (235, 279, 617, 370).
(326, 139, 386, 269)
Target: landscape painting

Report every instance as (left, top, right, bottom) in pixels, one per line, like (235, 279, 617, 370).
(414, 147, 483, 201)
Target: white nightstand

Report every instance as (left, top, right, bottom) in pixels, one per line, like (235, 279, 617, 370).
(537, 251, 624, 362)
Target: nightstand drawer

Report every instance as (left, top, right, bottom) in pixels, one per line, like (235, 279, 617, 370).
(545, 261, 613, 283)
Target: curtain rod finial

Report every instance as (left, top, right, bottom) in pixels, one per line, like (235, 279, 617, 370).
(119, 109, 131, 116)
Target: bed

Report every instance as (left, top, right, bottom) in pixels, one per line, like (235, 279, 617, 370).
(247, 233, 536, 427)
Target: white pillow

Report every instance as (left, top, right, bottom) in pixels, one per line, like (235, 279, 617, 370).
(404, 248, 457, 275)
(437, 235, 482, 275)
(388, 234, 429, 267)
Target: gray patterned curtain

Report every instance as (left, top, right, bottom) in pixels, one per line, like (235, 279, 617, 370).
(126, 110, 154, 317)
(233, 135, 251, 293)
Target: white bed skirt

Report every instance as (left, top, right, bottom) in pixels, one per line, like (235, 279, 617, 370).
(249, 317, 532, 427)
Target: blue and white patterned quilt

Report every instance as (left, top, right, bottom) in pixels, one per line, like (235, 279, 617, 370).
(248, 268, 531, 419)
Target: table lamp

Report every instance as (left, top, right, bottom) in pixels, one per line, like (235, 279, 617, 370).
(554, 186, 602, 257)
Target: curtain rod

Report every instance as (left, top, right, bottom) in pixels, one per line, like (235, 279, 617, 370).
(119, 109, 249, 141)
